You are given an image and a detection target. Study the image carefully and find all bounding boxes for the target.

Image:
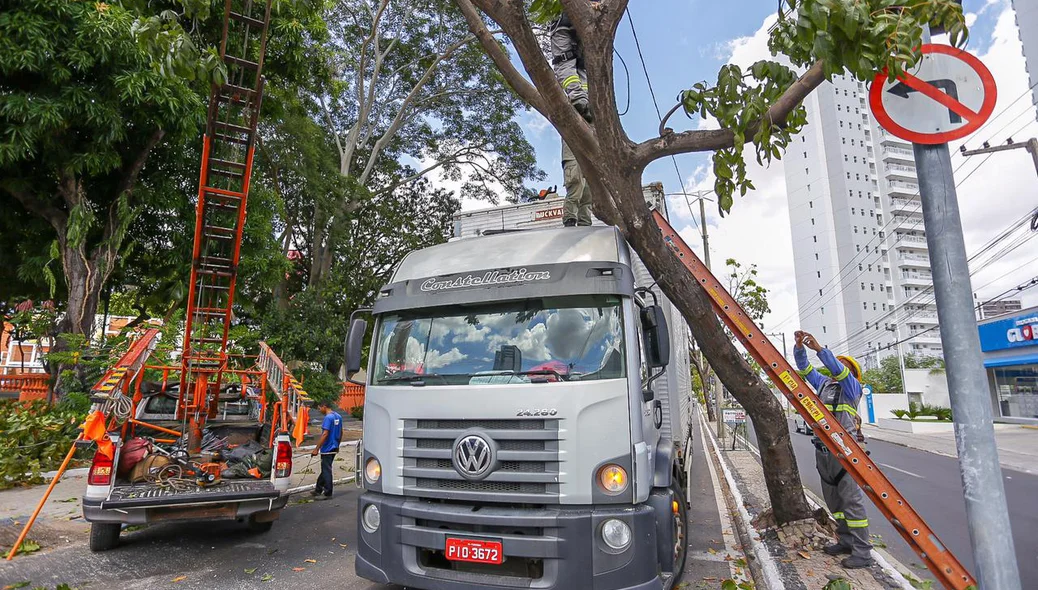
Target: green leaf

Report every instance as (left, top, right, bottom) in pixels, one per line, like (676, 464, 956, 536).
(245, 568, 257, 575)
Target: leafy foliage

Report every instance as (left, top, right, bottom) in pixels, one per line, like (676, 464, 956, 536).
(0, 400, 88, 489)
(893, 402, 952, 421)
(680, 0, 967, 214)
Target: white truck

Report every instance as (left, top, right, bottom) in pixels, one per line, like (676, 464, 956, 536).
(347, 185, 696, 589)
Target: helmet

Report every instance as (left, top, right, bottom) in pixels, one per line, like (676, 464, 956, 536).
(836, 355, 862, 380)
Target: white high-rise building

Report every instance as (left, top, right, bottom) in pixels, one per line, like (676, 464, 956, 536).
(1012, 0, 1038, 117)
(783, 74, 943, 370)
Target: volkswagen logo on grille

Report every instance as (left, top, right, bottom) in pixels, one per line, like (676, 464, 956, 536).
(452, 433, 495, 480)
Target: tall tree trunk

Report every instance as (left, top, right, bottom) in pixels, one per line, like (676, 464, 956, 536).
(605, 174, 813, 525)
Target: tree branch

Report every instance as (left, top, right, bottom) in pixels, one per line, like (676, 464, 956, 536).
(455, 0, 547, 113)
(632, 60, 826, 167)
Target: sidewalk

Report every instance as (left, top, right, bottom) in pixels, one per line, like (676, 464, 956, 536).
(702, 413, 913, 590)
(1, 444, 357, 558)
(863, 423, 1037, 474)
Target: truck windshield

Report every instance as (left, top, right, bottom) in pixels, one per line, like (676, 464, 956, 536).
(373, 296, 626, 385)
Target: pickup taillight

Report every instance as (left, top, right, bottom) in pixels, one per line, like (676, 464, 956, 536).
(275, 441, 292, 478)
(88, 450, 114, 486)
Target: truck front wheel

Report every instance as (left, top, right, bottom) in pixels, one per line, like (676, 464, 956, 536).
(89, 522, 120, 552)
(666, 481, 689, 589)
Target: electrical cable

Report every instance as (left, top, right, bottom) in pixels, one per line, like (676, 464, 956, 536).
(614, 48, 631, 117)
(625, 8, 699, 231)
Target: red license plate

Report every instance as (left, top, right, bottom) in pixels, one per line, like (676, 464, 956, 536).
(444, 537, 503, 564)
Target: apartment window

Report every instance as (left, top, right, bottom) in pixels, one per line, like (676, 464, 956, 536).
(871, 283, 876, 291)
(821, 307, 825, 315)
(813, 236, 817, 243)
(817, 271, 821, 278)
(806, 168, 809, 175)
(847, 172, 851, 179)
(815, 253, 819, 260)
(858, 123, 862, 130)
(866, 321, 870, 329)
(844, 154, 849, 162)
(856, 245, 861, 252)
(842, 138, 846, 144)
(854, 156, 858, 163)
(837, 104, 842, 111)
(855, 173, 861, 180)
(870, 209, 874, 217)
(840, 121, 844, 128)
(819, 289, 823, 296)
(868, 264, 873, 272)
(863, 302, 868, 310)
(858, 263, 863, 271)
(854, 226, 859, 234)
(851, 139, 855, 146)
(802, 136, 806, 142)
(861, 282, 865, 290)
(858, 191, 863, 198)
(809, 201, 814, 209)
(811, 218, 815, 225)
(882, 303, 887, 311)
(855, 108, 860, 114)
(873, 228, 877, 235)
(873, 303, 878, 310)
(823, 326, 827, 334)
(852, 208, 856, 215)
(803, 151, 808, 158)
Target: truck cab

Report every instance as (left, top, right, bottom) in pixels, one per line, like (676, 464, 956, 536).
(350, 223, 692, 590)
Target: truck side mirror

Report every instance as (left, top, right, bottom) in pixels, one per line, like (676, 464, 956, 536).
(345, 318, 369, 379)
(641, 305, 670, 369)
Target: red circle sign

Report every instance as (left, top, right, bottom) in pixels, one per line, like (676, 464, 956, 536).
(869, 44, 997, 145)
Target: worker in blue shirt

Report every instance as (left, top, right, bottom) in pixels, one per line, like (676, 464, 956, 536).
(794, 330, 873, 569)
(311, 400, 343, 500)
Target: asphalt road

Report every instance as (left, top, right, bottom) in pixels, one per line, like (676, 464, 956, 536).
(744, 417, 1038, 584)
(1, 410, 738, 590)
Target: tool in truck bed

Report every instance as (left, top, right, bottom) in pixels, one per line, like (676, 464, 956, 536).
(652, 210, 975, 590)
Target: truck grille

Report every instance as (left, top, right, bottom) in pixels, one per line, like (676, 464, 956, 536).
(402, 418, 561, 503)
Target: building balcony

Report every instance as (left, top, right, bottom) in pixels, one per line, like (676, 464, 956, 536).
(892, 213, 924, 229)
(912, 311, 940, 324)
(886, 163, 917, 180)
(888, 179, 920, 197)
(897, 253, 931, 268)
(889, 197, 920, 214)
(893, 233, 928, 249)
(909, 329, 942, 343)
(901, 272, 933, 286)
(882, 145, 915, 163)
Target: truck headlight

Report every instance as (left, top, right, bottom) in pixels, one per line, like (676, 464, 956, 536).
(364, 458, 382, 484)
(601, 518, 632, 551)
(597, 464, 629, 494)
(362, 504, 381, 533)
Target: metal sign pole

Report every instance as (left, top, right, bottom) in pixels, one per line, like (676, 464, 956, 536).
(914, 141, 1022, 590)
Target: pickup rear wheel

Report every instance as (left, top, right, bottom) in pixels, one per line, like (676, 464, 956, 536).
(89, 523, 120, 552)
(666, 481, 689, 589)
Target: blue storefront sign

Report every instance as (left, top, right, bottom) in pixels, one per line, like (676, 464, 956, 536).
(978, 311, 1038, 353)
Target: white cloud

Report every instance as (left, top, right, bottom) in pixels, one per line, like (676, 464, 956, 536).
(425, 347, 468, 369)
(673, 0, 1038, 355)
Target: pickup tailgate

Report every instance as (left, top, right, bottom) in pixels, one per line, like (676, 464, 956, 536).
(100, 480, 279, 509)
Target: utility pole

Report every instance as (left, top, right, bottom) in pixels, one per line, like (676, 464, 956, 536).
(916, 139, 1022, 589)
(885, 325, 908, 396)
(689, 190, 727, 443)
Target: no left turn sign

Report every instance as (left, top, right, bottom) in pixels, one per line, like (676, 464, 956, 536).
(869, 44, 996, 145)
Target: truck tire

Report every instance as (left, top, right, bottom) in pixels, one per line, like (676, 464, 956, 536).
(248, 514, 274, 533)
(89, 522, 120, 552)
(666, 481, 689, 589)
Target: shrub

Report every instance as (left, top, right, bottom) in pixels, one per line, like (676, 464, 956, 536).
(0, 400, 88, 489)
(350, 406, 364, 421)
(892, 409, 909, 420)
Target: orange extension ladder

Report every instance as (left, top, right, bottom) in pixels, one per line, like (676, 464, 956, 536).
(653, 210, 975, 590)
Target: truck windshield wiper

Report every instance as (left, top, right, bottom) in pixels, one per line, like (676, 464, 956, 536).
(511, 369, 569, 382)
(379, 372, 449, 386)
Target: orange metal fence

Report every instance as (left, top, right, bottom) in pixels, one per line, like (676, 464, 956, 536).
(339, 382, 365, 411)
(0, 374, 50, 401)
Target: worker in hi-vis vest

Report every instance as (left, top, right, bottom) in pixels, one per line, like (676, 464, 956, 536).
(794, 330, 874, 569)
(550, 11, 593, 227)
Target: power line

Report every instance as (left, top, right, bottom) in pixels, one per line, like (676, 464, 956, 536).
(625, 8, 699, 231)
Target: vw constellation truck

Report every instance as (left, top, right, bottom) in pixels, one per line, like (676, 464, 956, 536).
(349, 185, 695, 589)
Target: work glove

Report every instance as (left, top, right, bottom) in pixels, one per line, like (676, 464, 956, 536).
(573, 97, 593, 123)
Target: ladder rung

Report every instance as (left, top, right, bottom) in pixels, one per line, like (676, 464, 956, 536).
(192, 337, 226, 344)
(202, 191, 243, 203)
(225, 54, 260, 70)
(208, 168, 245, 180)
(199, 255, 233, 265)
(229, 11, 265, 28)
(203, 225, 237, 237)
(213, 121, 253, 135)
(198, 283, 231, 291)
(209, 158, 247, 171)
(198, 268, 234, 278)
(213, 133, 250, 146)
(193, 310, 229, 318)
(205, 200, 239, 212)
(220, 84, 258, 99)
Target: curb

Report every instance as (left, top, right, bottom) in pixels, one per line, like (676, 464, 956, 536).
(288, 475, 356, 495)
(699, 411, 784, 590)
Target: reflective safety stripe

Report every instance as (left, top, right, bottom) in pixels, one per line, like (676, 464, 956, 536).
(562, 75, 582, 88)
(825, 403, 859, 417)
(834, 366, 851, 381)
(797, 364, 814, 377)
(846, 519, 869, 528)
(833, 512, 845, 520)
